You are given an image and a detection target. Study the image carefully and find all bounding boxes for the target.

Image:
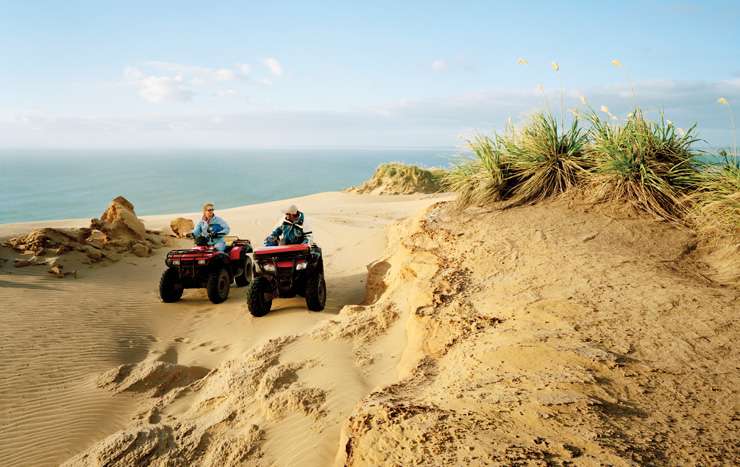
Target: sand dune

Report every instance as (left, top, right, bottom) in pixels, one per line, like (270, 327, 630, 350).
(0, 192, 449, 466)
(2, 191, 738, 465)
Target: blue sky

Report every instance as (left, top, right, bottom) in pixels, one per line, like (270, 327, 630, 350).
(1, 0, 738, 148)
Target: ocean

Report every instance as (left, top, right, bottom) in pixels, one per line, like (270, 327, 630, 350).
(0, 148, 457, 224)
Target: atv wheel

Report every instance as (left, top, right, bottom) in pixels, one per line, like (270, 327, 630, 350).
(207, 267, 231, 304)
(234, 257, 253, 287)
(247, 276, 272, 317)
(159, 268, 184, 302)
(305, 271, 326, 311)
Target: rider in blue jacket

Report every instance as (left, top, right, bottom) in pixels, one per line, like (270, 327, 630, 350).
(264, 204, 313, 246)
(193, 202, 230, 251)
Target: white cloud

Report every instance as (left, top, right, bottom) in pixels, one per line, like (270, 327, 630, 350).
(431, 59, 448, 72)
(263, 57, 283, 77)
(237, 64, 251, 76)
(215, 89, 238, 97)
(123, 60, 281, 103)
(7, 79, 739, 147)
(143, 61, 224, 83)
(214, 68, 236, 81)
(124, 67, 194, 103)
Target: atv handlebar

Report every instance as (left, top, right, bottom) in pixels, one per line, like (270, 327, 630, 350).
(195, 232, 225, 245)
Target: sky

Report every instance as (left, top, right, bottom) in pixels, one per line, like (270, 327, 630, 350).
(0, 0, 738, 149)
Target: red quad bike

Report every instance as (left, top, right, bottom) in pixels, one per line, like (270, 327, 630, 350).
(159, 237, 253, 304)
(246, 243, 326, 317)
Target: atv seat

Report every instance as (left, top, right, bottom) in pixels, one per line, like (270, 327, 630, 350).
(224, 238, 252, 256)
(254, 244, 310, 256)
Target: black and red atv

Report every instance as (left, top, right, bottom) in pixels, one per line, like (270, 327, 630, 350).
(246, 243, 326, 317)
(159, 237, 253, 304)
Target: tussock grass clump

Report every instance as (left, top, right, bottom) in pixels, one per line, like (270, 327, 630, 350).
(586, 109, 701, 222)
(502, 113, 591, 204)
(690, 158, 740, 240)
(445, 135, 513, 207)
(350, 162, 445, 194)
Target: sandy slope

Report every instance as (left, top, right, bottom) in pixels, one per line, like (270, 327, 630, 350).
(0, 192, 449, 467)
(335, 199, 739, 465)
(2, 192, 738, 465)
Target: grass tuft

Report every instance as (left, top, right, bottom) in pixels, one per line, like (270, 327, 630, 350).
(445, 134, 513, 207)
(586, 109, 701, 222)
(502, 112, 591, 204)
(689, 157, 740, 241)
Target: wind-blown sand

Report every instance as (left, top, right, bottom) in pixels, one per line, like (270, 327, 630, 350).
(0, 192, 449, 466)
(1, 191, 738, 465)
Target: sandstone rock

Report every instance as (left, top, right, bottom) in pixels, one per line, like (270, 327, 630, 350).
(131, 242, 151, 257)
(47, 263, 77, 278)
(145, 233, 165, 247)
(75, 227, 92, 243)
(106, 238, 132, 252)
(86, 229, 109, 248)
(7, 228, 79, 253)
(82, 246, 104, 262)
(5, 197, 166, 268)
(96, 196, 147, 240)
(106, 195, 135, 213)
(169, 217, 195, 238)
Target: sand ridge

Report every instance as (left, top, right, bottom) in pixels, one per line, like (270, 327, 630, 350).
(337, 199, 739, 465)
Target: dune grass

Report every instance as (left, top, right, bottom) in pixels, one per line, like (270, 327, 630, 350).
(586, 109, 702, 222)
(443, 108, 737, 244)
(353, 162, 446, 194)
(446, 110, 713, 224)
(502, 112, 591, 204)
(442, 59, 737, 246)
(445, 134, 513, 207)
(689, 156, 740, 240)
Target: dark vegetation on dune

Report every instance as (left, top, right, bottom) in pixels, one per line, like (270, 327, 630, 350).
(445, 109, 739, 243)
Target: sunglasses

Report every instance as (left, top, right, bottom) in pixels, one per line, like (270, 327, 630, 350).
(206, 208, 214, 212)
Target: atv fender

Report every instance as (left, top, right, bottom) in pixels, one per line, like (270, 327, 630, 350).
(209, 254, 231, 276)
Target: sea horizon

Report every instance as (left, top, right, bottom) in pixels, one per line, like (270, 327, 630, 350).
(0, 148, 457, 224)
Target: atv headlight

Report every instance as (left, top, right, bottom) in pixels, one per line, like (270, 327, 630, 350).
(296, 261, 307, 270)
(172, 260, 181, 265)
(197, 259, 206, 265)
(262, 263, 276, 272)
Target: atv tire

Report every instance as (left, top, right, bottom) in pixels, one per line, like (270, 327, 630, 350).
(305, 271, 326, 311)
(234, 257, 252, 287)
(207, 267, 231, 304)
(247, 276, 272, 317)
(159, 268, 184, 302)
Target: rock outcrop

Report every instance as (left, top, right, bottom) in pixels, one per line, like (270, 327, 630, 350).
(2, 196, 166, 275)
(169, 217, 195, 238)
(92, 196, 147, 241)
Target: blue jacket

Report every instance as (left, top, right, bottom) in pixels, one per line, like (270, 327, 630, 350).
(264, 212, 312, 246)
(193, 215, 230, 250)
